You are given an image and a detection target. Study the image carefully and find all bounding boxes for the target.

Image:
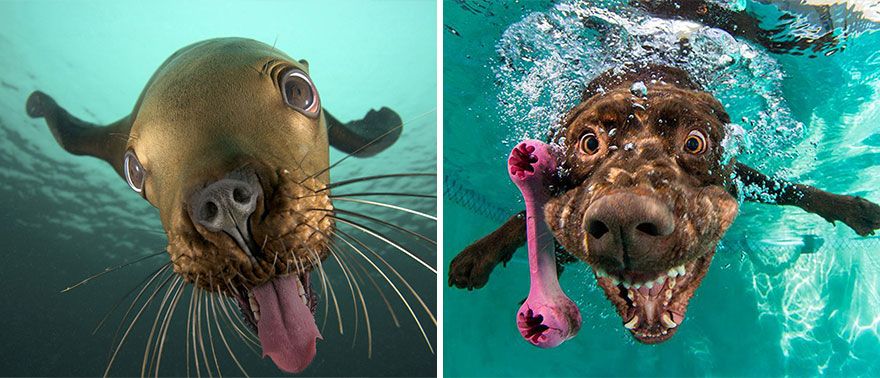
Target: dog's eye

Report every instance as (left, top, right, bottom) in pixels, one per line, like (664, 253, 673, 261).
(123, 150, 146, 194)
(579, 132, 601, 155)
(280, 68, 320, 118)
(684, 130, 707, 154)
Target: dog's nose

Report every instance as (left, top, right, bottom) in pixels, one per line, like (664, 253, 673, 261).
(583, 192, 674, 269)
(190, 177, 262, 256)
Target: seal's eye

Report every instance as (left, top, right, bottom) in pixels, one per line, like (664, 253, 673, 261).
(579, 132, 600, 155)
(684, 130, 708, 154)
(123, 150, 146, 194)
(280, 69, 320, 118)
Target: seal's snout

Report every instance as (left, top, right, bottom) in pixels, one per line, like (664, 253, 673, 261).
(189, 175, 262, 257)
(584, 192, 675, 270)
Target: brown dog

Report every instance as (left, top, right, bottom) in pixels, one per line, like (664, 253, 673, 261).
(448, 63, 880, 344)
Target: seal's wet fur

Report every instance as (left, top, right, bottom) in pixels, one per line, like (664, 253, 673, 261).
(449, 63, 880, 343)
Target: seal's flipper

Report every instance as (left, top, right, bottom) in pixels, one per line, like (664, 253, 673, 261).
(325, 107, 402, 157)
(26, 91, 131, 177)
(734, 162, 880, 236)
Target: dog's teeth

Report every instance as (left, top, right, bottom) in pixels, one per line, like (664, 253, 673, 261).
(676, 265, 686, 275)
(254, 308, 261, 322)
(622, 280, 631, 289)
(655, 276, 666, 286)
(624, 315, 639, 330)
(595, 269, 606, 278)
(667, 268, 679, 277)
(633, 282, 643, 289)
(661, 312, 678, 329)
(644, 280, 654, 289)
(610, 276, 620, 285)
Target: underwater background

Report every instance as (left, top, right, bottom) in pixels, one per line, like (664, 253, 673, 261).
(0, 1, 436, 376)
(444, 0, 880, 376)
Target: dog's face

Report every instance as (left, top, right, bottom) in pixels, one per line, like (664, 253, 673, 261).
(545, 78, 739, 343)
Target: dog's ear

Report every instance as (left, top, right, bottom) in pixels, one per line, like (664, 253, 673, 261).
(693, 91, 731, 124)
(734, 162, 880, 236)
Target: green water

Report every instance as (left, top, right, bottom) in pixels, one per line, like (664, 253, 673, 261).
(443, 0, 880, 376)
(0, 1, 436, 376)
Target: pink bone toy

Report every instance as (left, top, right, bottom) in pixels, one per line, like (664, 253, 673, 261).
(508, 139, 582, 348)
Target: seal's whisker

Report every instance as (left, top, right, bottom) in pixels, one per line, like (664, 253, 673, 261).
(103, 270, 175, 377)
(312, 226, 402, 329)
(62, 249, 167, 293)
(331, 192, 436, 199)
(154, 278, 186, 378)
(220, 281, 260, 348)
(332, 216, 436, 274)
(330, 246, 373, 357)
(210, 294, 250, 378)
(323, 208, 436, 246)
(327, 245, 359, 346)
(333, 229, 434, 354)
(195, 285, 213, 378)
(326, 245, 361, 349)
(320, 173, 436, 192)
(332, 197, 437, 221)
(201, 293, 222, 377)
(93, 263, 169, 335)
(186, 283, 197, 378)
(335, 228, 436, 326)
(309, 248, 343, 335)
(141, 276, 182, 377)
(336, 241, 402, 328)
(303, 109, 435, 183)
(216, 295, 259, 351)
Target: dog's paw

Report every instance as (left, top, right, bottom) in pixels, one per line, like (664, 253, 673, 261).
(835, 196, 880, 236)
(448, 244, 500, 290)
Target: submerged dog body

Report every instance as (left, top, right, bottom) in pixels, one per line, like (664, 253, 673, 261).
(27, 38, 406, 373)
(449, 63, 880, 344)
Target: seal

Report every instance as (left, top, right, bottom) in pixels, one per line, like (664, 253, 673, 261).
(25, 37, 407, 373)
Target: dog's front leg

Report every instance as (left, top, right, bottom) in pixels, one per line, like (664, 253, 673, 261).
(448, 211, 526, 290)
(734, 163, 880, 236)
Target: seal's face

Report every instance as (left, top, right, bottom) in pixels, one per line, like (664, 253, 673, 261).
(122, 41, 332, 372)
(545, 84, 739, 343)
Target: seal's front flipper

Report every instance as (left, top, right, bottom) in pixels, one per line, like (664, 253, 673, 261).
(26, 91, 131, 177)
(734, 162, 880, 236)
(325, 108, 402, 157)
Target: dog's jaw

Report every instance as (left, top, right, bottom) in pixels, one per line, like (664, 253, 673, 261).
(591, 250, 714, 343)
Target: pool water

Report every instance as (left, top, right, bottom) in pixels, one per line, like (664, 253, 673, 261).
(0, 1, 436, 376)
(444, 0, 880, 376)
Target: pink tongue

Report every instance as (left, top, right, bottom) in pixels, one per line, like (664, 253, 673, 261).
(252, 275, 321, 373)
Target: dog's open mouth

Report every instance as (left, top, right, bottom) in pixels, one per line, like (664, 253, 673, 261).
(591, 252, 714, 343)
(232, 272, 320, 373)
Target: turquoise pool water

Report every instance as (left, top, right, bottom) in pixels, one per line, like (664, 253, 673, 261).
(444, 0, 880, 376)
(0, 1, 436, 376)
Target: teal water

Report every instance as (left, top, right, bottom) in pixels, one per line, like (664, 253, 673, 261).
(444, 0, 880, 376)
(0, 1, 436, 376)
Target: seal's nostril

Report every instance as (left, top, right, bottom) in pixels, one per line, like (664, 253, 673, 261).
(588, 220, 610, 239)
(232, 187, 251, 204)
(203, 201, 219, 221)
(636, 222, 661, 236)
